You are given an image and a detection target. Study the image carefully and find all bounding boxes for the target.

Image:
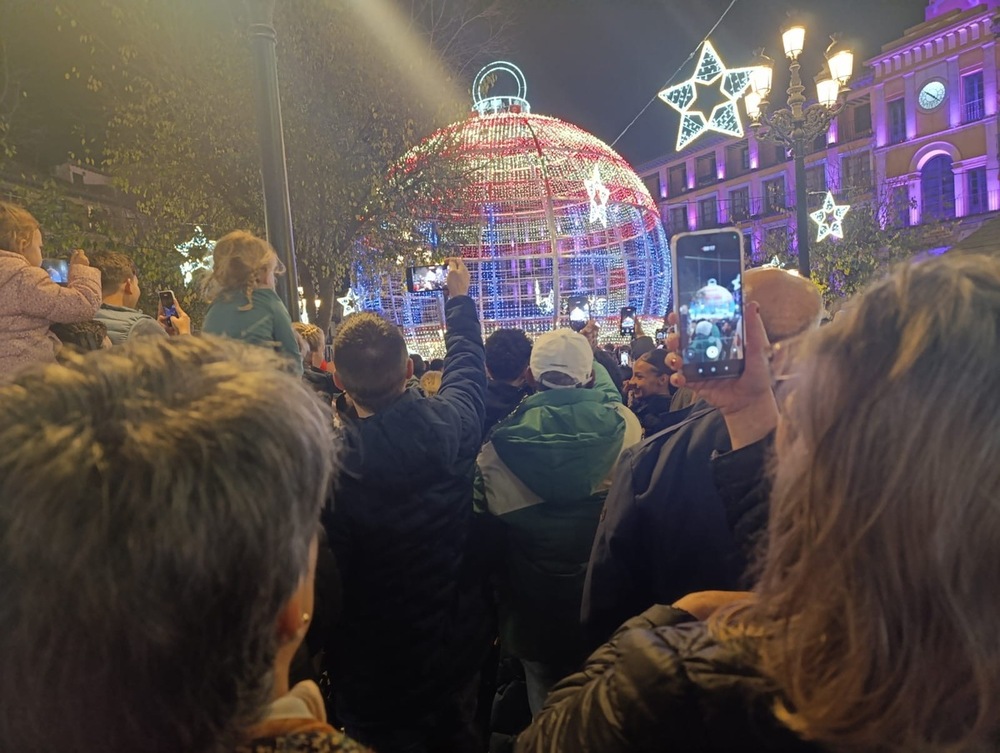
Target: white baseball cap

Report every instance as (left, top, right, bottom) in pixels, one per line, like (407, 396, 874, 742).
(530, 329, 594, 389)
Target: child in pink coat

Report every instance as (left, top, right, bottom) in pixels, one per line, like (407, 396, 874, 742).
(0, 202, 102, 380)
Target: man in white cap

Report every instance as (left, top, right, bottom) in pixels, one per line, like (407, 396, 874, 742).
(475, 328, 642, 716)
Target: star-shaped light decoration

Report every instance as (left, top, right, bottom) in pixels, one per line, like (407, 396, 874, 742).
(809, 191, 851, 242)
(584, 165, 611, 227)
(175, 226, 217, 285)
(337, 288, 361, 316)
(658, 41, 756, 151)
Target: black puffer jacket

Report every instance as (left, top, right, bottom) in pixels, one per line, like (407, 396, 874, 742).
(322, 295, 491, 729)
(515, 605, 820, 753)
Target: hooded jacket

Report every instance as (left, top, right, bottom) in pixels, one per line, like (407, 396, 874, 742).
(322, 295, 490, 729)
(0, 251, 101, 380)
(476, 362, 642, 665)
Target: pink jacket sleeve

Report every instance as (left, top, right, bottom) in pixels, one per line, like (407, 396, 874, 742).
(13, 263, 102, 323)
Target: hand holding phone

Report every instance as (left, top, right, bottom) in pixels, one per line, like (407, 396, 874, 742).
(568, 296, 591, 332)
(158, 290, 178, 324)
(619, 306, 636, 338)
(671, 229, 745, 380)
(406, 264, 448, 293)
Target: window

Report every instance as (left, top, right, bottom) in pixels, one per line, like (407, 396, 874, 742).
(968, 167, 988, 215)
(741, 146, 750, 171)
(805, 165, 827, 208)
(643, 174, 662, 200)
(890, 185, 911, 227)
(852, 102, 872, 137)
(698, 196, 718, 228)
(775, 145, 788, 163)
(888, 98, 906, 144)
(668, 206, 689, 235)
(726, 142, 751, 177)
(668, 165, 688, 195)
(921, 154, 955, 220)
(728, 187, 750, 222)
(743, 232, 754, 261)
(696, 153, 717, 187)
(842, 152, 872, 191)
(963, 71, 984, 123)
(763, 176, 786, 215)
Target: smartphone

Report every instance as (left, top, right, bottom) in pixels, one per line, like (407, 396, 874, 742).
(41, 259, 69, 285)
(619, 306, 636, 338)
(655, 328, 668, 344)
(406, 264, 447, 293)
(619, 349, 631, 367)
(671, 228, 745, 380)
(158, 290, 178, 322)
(567, 295, 591, 332)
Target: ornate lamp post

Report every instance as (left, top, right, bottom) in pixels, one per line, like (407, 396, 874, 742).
(744, 20, 854, 278)
(246, 0, 299, 313)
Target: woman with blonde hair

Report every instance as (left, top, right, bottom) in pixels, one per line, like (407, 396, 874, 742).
(517, 254, 1000, 753)
(0, 201, 102, 379)
(203, 230, 302, 374)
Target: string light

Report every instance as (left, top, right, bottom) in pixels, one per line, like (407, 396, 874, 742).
(354, 62, 672, 358)
(810, 191, 851, 242)
(658, 41, 755, 151)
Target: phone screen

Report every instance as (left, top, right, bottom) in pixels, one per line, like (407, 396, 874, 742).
(158, 290, 178, 321)
(619, 307, 636, 338)
(567, 295, 591, 332)
(406, 264, 447, 293)
(619, 349, 631, 367)
(672, 229, 745, 380)
(41, 259, 69, 285)
(655, 328, 667, 343)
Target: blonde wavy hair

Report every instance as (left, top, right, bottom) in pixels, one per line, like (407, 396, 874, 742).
(0, 201, 40, 257)
(718, 254, 1000, 752)
(206, 231, 280, 311)
(292, 322, 324, 354)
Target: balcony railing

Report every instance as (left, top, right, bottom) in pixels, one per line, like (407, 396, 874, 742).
(964, 99, 985, 123)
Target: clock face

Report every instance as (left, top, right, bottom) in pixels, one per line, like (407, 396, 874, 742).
(918, 81, 947, 111)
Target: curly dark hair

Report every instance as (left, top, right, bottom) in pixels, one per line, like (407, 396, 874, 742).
(485, 328, 532, 382)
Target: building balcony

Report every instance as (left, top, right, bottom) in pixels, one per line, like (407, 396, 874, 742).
(963, 99, 985, 124)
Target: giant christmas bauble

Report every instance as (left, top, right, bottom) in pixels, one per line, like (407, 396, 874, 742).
(354, 62, 671, 357)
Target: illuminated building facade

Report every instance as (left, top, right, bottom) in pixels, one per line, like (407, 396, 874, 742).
(638, 0, 1000, 263)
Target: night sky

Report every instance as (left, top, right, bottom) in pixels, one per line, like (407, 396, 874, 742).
(496, 0, 929, 166)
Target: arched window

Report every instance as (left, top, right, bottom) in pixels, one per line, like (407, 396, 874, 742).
(921, 154, 955, 220)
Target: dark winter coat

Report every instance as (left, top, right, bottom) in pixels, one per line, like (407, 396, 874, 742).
(515, 604, 820, 753)
(483, 379, 532, 436)
(321, 295, 491, 730)
(581, 402, 746, 649)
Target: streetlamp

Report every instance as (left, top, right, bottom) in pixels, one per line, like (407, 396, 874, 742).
(744, 19, 854, 278)
(245, 0, 299, 314)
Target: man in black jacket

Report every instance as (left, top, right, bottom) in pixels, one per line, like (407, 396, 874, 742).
(582, 267, 824, 649)
(483, 327, 532, 436)
(322, 258, 490, 753)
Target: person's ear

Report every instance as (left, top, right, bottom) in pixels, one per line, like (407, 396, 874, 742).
(332, 367, 346, 391)
(406, 357, 415, 380)
(275, 589, 308, 645)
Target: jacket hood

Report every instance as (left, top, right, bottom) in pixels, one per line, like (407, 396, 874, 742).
(490, 388, 625, 502)
(337, 389, 471, 491)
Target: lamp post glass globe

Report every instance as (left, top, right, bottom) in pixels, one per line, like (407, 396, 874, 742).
(781, 24, 805, 59)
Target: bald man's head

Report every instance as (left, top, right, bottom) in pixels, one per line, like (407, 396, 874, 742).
(744, 268, 825, 343)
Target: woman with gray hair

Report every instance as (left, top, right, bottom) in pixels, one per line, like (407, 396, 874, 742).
(0, 336, 364, 753)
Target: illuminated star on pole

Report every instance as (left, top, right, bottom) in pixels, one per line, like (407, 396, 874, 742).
(809, 191, 851, 242)
(337, 288, 361, 315)
(175, 225, 217, 285)
(658, 41, 756, 151)
(584, 165, 611, 227)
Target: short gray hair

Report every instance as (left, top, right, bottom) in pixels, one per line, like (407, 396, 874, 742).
(0, 336, 337, 753)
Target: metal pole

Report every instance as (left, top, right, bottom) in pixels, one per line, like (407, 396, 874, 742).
(794, 147, 811, 278)
(246, 0, 299, 314)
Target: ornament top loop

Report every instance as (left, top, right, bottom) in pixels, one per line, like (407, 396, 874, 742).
(472, 61, 530, 116)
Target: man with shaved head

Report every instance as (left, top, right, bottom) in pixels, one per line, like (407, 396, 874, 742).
(581, 268, 824, 649)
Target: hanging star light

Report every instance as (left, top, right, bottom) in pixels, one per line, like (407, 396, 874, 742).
(809, 191, 851, 242)
(658, 41, 756, 151)
(584, 165, 611, 227)
(175, 226, 216, 285)
(338, 288, 362, 315)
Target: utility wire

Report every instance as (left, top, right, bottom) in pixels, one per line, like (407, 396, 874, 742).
(610, 0, 742, 149)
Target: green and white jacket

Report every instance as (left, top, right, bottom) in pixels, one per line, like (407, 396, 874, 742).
(475, 361, 642, 665)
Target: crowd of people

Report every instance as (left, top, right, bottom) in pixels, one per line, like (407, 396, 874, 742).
(2, 196, 1000, 753)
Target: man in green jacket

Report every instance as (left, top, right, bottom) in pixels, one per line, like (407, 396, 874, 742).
(476, 328, 642, 715)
